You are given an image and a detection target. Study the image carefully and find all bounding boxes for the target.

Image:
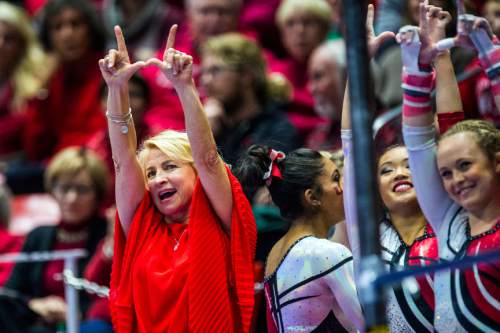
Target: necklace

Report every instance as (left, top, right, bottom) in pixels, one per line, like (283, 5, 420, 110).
(57, 229, 89, 243)
(172, 229, 187, 251)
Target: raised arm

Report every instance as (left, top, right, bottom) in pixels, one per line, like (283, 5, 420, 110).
(399, 2, 456, 231)
(341, 4, 394, 266)
(148, 26, 233, 231)
(98, 26, 146, 236)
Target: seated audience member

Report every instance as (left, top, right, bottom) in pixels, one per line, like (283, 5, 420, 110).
(0, 2, 47, 161)
(0, 175, 23, 287)
(306, 40, 346, 151)
(23, 0, 107, 162)
(0, 147, 108, 333)
(141, 0, 245, 132)
(270, 0, 332, 135)
(101, 0, 183, 61)
(236, 145, 364, 332)
(201, 33, 299, 166)
(399, 3, 500, 331)
(239, 0, 283, 56)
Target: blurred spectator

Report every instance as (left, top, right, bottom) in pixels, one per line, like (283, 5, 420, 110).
(201, 33, 299, 166)
(239, 0, 283, 57)
(270, 0, 332, 137)
(306, 40, 346, 151)
(23, 0, 107, 162)
(0, 172, 23, 286)
(0, 147, 108, 333)
(101, 0, 183, 61)
(140, 0, 246, 133)
(0, 2, 47, 161)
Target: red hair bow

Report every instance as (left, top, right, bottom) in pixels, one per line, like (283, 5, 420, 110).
(263, 149, 285, 186)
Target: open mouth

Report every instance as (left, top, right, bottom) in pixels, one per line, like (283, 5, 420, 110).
(158, 189, 176, 201)
(393, 181, 413, 193)
(455, 185, 474, 198)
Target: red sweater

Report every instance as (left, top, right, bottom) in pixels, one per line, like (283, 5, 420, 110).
(110, 169, 256, 332)
(23, 53, 106, 161)
(0, 227, 23, 286)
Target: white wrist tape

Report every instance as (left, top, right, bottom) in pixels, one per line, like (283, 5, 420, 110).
(435, 38, 455, 52)
(398, 25, 422, 73)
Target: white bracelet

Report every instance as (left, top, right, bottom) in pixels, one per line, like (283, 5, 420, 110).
(106, 108, 133, 134)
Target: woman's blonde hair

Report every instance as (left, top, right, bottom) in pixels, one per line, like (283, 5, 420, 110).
(137, 130, 195, 180)
(45, 147, 109, 201)
(276, 0, 332, 31)
(0, 2, 46, 109)
(202, 33, 291, 104)
(439, 119, 500, 162)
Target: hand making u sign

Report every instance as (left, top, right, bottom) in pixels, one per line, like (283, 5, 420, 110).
(147, 25, 194, 89)
(98, 26, 146, 88)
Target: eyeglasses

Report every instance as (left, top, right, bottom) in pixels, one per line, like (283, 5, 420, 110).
(54, 183, 94, 196)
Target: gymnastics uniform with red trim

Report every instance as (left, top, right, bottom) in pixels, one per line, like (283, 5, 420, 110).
(342, 129, 439, 332)
(402, 122, 500, 332)
(403, 51, 500, 331)
(402, 122, 500, 331)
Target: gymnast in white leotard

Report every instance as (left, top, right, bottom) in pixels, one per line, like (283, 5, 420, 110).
(235, 146, 364, 333)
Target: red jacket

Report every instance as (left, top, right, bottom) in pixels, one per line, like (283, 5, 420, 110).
(23, 53, 106, 161)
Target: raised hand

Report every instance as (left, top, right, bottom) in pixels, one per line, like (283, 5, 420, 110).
(366, 4, 395, 57)
(99, 26, 146, 88)
(453, 0, 494, 51)
(418, 0, 451, 65)
(147, 25, 194, 89)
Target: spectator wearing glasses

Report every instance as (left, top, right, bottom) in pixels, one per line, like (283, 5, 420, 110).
(0, 147, 108, 333)
(141, 0, 249, 133)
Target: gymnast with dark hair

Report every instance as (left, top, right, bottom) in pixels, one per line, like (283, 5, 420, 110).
(340, 4, 442, 332)
(235, 145, 364, 332)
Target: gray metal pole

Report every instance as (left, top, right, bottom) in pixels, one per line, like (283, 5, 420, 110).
(64, 257, 80, 333)
(342, 0, 387, 330)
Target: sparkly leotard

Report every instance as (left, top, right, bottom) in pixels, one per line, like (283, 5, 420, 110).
(264, 236, 364, 333)
(342, 129, 439, 332)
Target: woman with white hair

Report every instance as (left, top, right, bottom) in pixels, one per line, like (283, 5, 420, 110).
(99, 24, 256, 333)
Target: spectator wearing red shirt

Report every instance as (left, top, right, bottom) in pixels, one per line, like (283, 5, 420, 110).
(0, 3, 47, 160)
(269, 0, 332, 137)
(23, 0, 107, 162)
(141, 0, 258, 133)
